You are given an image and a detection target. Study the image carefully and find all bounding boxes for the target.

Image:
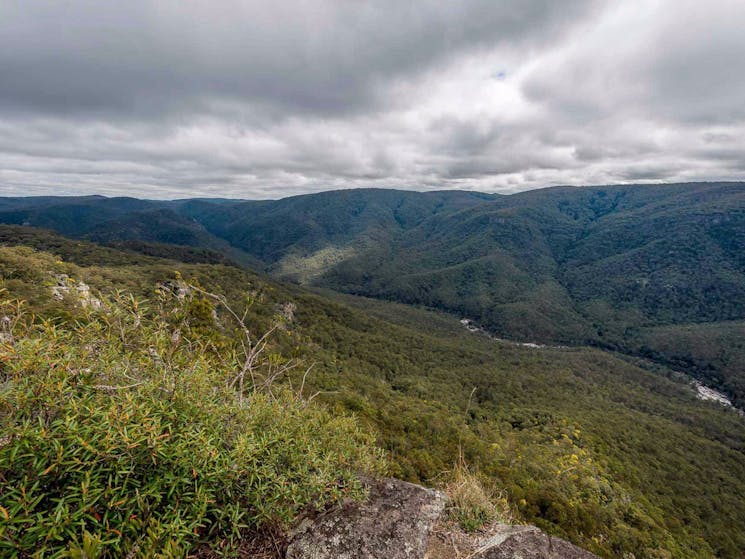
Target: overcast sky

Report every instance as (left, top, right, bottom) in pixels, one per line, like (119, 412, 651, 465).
(1, 0, 744, 199)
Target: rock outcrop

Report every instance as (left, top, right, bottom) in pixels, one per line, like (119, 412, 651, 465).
(470, 524, 600, 559)
(51, 274, 101, 308)
(286, 477, 601, 559)
(286, 478, 446, 559)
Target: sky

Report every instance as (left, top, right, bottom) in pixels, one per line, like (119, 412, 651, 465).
(1, 0, 745, 200)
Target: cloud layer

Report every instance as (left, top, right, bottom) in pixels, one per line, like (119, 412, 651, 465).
(1, 0, 744, 199)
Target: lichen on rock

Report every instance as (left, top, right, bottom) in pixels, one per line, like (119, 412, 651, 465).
(286, 478, 446, 559)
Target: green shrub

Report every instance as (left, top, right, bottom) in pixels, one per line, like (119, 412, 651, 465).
(0, 287, 385, 558)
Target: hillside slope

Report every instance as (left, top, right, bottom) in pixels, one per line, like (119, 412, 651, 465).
(2, 227, 745, 557)
(2, 183, 743, 405)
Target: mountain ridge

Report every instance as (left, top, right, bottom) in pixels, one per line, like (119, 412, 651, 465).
(1, 182, 744, 406)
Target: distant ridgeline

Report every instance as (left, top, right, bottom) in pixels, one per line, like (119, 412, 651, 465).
(1, 182, 744, 405)
(1, 184, 745, 557)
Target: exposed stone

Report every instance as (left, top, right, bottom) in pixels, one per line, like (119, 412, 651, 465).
(471, 523, 600, 559)
(286, 478, 446, 559)
(0, 315, 13, 345)
(285, 479, 600, 559)
(51, 275, 101, 308)
(156, 279, 192, 300)
(280, 302, 296, 322)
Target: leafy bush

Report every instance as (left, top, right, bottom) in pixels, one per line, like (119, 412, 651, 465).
(0, 287, 385, 558)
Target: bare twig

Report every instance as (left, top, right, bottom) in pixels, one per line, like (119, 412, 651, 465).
(91, 381, 145, 391)
(186, 283, 308, 402)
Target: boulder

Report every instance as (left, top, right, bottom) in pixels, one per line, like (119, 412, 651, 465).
(472, 524, 600, 559)
(286, 477, 446, 559)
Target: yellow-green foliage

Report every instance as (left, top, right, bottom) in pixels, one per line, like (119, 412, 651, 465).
(0, 289, 385, 558)
(484, 422, 712, 558)
(273, 246, 357, 284)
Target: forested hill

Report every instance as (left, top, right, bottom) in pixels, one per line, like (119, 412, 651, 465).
(2, 182, 744, 404)
(2, 225, 745, 558)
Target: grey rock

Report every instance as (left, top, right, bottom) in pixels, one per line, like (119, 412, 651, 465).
(472, 523, 600, 559)
(286, 477, 446, 559)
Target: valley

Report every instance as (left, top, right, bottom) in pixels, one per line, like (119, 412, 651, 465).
(5, 182, 742, 405)
(2, 183, 745, 558)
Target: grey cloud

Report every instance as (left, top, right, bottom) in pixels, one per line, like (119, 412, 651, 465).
(0, 0, 598, 118)
(1, 0, 745, 199)
(521, 2, 745, 126)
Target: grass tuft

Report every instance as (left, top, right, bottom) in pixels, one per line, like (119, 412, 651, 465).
(443, 461, 511, 533)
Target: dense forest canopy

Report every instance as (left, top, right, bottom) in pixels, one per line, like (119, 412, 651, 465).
(1, 202, 745, 557)
(2, 182, 744, 404)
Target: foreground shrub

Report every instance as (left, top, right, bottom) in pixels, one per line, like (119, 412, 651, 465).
(0, 287, 385, 557)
